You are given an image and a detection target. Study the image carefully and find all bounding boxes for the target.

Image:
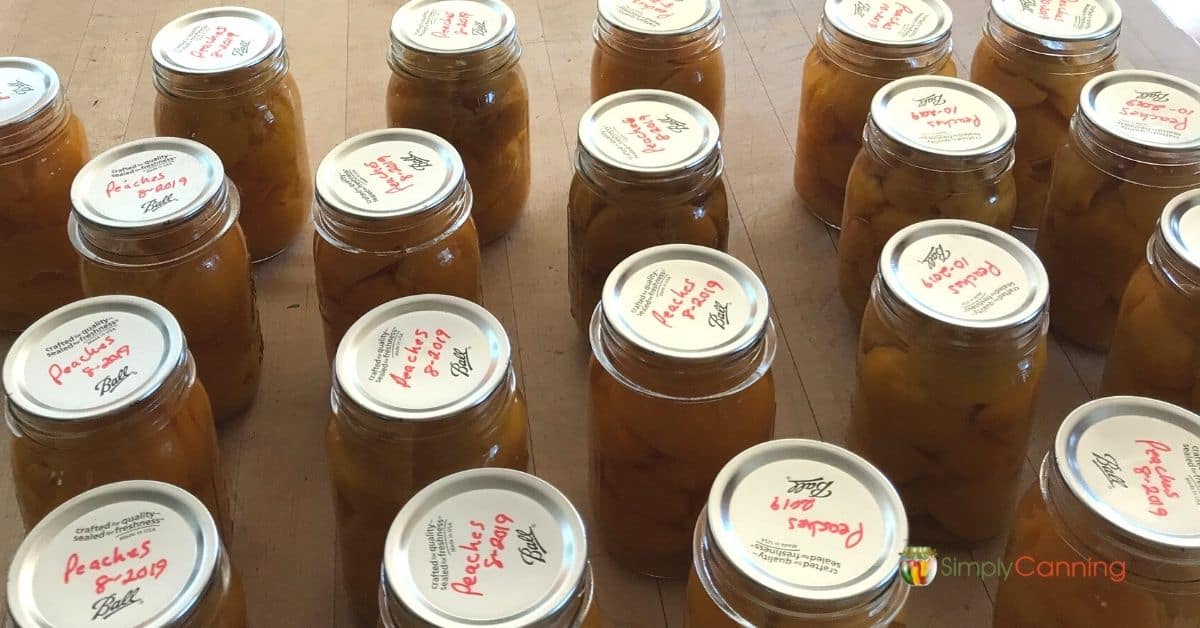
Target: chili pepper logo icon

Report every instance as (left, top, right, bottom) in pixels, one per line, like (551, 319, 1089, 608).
(899, 546, 938, 586)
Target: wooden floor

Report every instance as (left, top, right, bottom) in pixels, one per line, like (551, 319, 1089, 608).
(1, 1, 1197, 626)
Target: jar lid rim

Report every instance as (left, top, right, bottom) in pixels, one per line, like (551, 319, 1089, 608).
(823, 0, 954, 47)
(595, 0, 722, 36)
(990, 0, 1122, 42)
(151, 6, 284, 76)
(0, 57, 61, 129)
(389, 0, 518, 55)
(578, 89, 720, 174)
(1080, 70, 1200, 153)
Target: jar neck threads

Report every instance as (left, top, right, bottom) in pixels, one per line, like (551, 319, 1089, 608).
(592, 14, 724, 59)
(314, 180, 473, 254)
(984, 8, 1119, 66)
(1072, 111, 1200, 185)
(862, 116, 1015, 177)
(153, 48, 290, 100)
(0, 94, 70, 162)
(574, 145, 723, 201)
(387, 35, 522, 82)
(817, 16, 953, 79)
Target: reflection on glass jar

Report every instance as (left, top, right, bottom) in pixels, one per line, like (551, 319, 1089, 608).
(314, 129, 483, 361)
(379, 469, 599, 627)
(993, 397, 1200, 627)
(1036, 70, 1200, 349)
(386, 0, 529, 244)
(590, 0, 725, 125)
(0, 57, 87, 331)
(1103, 190, 1200, 409)
(151, 7, 312, 262)
(970, 0, 1120, 230)
(326, 295, 529, 627)
(569, 90, 727, 334)
(69, 138, 263, 423)
(848, 220, 1049, 544)
(687, 440, 910, 627)
(838, 76, 1017, 319)
(589, 245, 776, 578)
(795, 0, 956, 228)
(4, 480, 247, 628)
(2, 296, 230, 536)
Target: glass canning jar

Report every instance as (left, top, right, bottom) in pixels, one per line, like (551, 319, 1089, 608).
(326, 295, 530, 627)
(795, 0, 957, 228)
(1103, 190, 1200, 408)
(993, 396, 1200, 627)
(379, 469, 599, 627)
(3, 296, 230, 536)
(386, 0, 529, 245)
(1036, 70, 1200, 349)
(971, 0, 1121, 230)
(68, 137, 263, 423)
(588, 244, 776, 578)
(4, 480, 247, 628)
(569, 89, 727, 334)
(151, 7, 312, 262)
(590, 0, 725, 125)
(847, 219, 1050, 544)
(0, 57, 88, 331)
(837, 75, 1017, 319)
(688, 439, 911, 628)
(314, 129, 482, 361)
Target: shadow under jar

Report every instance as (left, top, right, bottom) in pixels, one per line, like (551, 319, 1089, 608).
(1036, 70, 1200, 350)
(314, 129, 482, 361)
(2, 296, 230, 536)
(386, 0, 529, 245)
(589, 244, 776, 578)
(837, 75, 1017, 320)
(68, 137, 263, 423)
(151, 6, 312, 262)
(848, 220, 1049, 545)
(993, 396, 1200, 628)
(379, 469, 600, 628)
(590, 0, 725, 126)
(688, 439, 911, 628)
(970, 0, 1121, 230)
(569, 89, 727, 334)
(4, 480, 247, 628)
(327, 295, 529, 628)
(0, 57, 87, 331)
(795, 0, 956, 228)
(1103, 190, 1200, 408)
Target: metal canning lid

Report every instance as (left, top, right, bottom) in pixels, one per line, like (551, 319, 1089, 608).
(383, 468, 588, 627)
(316, 129, 465, 220)
(3, 296, 186, 422)
(601, 244, 769, 361)
(824, 0, 953, 47)
(334, 295, 511, 421)
(1164, 189, 1200, 271)
(0, 57, 60, 128)
(1055, 396, 1200, 548)
(6, 480, 220, 628)
(991, 0, 1121, 41)
(1081, 70, 1200, 152)
(872, 76, 1017, 159)
(597, 0, 722, 36)
(579, 89, 720, 174)
(390, 0, 517, 55)
(152, 7, 283, 75)
(706, 439, 908, 603)
(70, 137, 224, 231)
(880, 219, 1048, 330)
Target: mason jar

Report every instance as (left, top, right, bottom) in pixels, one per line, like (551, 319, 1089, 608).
(152, 6, 312, 261)
(314, 129, 482, 360)
(847, 219, 1050, 544)
(589, 244, 776, 578)
(569, 89, 727, 333)
(68, 137, 263, 423)
(971, 0, 1121, 229)
(386, 0, 529, 244)
(0, 57, 87, 330)
(688, 439, 910, 627)
(590, 0, 725, 125)
(326, 295, 530, 626)
(4, 480, 247, 628)
(1036, 70, 1200, 349)
(993, 396, 1200, 627)
(3, 296, 230, 535)
(379, 469, 599, 627)
(837, 75, 1017, 319)
(795, 0, 957, 227)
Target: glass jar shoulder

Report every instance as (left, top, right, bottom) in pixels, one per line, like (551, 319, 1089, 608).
(590, 43, 725, 124)
(971, 36, 1116, 119)
(386, 63, 528, 136)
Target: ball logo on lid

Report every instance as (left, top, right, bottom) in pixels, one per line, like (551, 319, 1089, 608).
(591, 100, 707, 170)
(1092, 80, 1200, 147)
(331, 140, 448, 213)
(833, 0, 945, 44)
(602, 0, 715, 34)
(886, 87, 1004, 153)
(619, 259, 748, 352)
(0, 66, 46, 123)
(167, 16, 272, 71)
(997, 0, 1111, 38)
(896, 233, 1028, 322)
(401, 1, 505, 52)
(84, 149, 209, 224)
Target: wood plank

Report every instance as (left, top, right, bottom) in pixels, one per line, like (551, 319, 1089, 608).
(6, 0, 96, 85)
